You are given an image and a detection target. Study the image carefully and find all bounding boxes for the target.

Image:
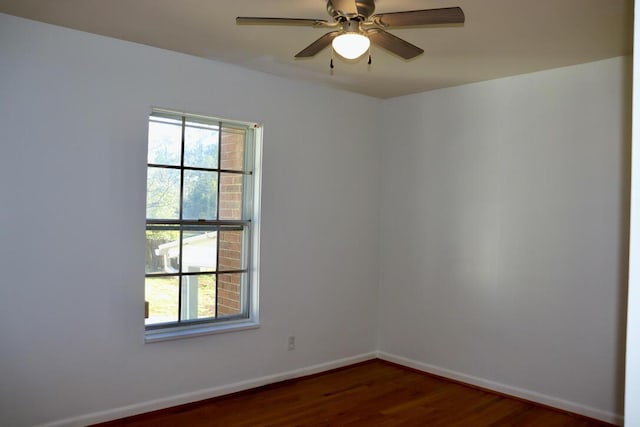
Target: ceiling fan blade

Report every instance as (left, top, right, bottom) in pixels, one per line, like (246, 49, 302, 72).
(366, 28, 424, 59)
(236, 17, 329, 27)
(372, 7, 465, 27)
(295, 31, 340, 58)
(328, 0, 358, 15)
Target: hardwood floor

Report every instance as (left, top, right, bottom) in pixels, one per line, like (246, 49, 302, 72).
(95, 360, 613, 427)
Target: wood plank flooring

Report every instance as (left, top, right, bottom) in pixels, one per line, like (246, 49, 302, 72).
(94, 360, 613, 427)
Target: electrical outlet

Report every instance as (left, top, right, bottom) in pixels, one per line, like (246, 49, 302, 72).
(288, 336, 295, 351)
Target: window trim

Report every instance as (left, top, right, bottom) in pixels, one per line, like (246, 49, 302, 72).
(144, 108, 262, 343)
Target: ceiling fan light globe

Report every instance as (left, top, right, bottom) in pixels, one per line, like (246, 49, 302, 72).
(332, 33, 370, 60)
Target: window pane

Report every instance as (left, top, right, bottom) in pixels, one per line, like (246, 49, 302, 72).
(184, 120, 219, 169)
(145, 226, 180, 274)
(218, 227, 246, 271)
(221, 126, 245, 171)
(145, 276, 179, 325)
(182, 225, 217, 273)
(148, 117, 181, 166)
(217, 273, 246, 317)
(183, 170, 218, 220)
(219, 173, 243, 220)
(180, 274, 217, 321)
(146, 167, 181, 220)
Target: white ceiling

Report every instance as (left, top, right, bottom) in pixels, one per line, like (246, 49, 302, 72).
(0, 0, 633, 98)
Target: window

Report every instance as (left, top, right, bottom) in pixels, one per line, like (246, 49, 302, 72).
(144, 109, 261, 342)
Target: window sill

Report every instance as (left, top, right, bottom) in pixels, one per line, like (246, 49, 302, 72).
(145, 319, 260, 343)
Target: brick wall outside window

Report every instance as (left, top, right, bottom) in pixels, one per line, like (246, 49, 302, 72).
(217, 129, 244, 316)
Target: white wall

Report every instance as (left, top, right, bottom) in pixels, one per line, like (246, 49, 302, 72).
(625, 1, 640, 424)
(0, 14, 381, 426)
(378, 57, 630, 422)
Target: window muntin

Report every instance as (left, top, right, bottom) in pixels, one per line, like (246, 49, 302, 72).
(144, 110, 259, 338)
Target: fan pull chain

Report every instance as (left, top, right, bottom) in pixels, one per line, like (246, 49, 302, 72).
(330, 47, 334, 70)
(368, 45, 372, 66)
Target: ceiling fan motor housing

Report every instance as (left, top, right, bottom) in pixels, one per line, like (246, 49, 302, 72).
(341, 19, 362, 33)
(327, 0, 375, 21)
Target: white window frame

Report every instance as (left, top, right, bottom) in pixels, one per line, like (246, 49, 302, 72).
(144, 108, 262, 343)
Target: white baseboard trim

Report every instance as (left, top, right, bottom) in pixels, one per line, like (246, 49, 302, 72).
(376, 351, 623, 426)
(38, 352, 377, 427)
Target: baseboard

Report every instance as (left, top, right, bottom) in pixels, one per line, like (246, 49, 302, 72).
(376, 351, 623, 426)
(37, 352, 377, 427)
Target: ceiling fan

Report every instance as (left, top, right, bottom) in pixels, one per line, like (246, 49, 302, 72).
(236, 0, 465, 61)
